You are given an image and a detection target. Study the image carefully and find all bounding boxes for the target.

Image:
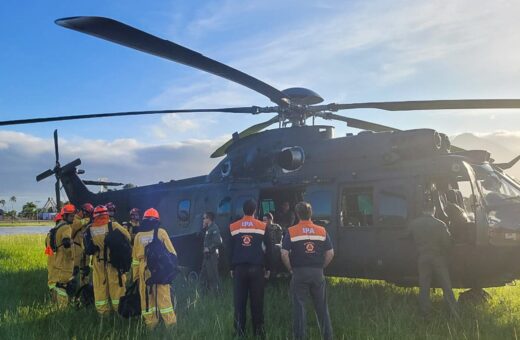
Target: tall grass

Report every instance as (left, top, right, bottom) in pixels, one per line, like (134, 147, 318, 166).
(1, 235, 520, 339)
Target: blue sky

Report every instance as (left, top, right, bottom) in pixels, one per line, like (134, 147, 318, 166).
(2, 0, 520, 210)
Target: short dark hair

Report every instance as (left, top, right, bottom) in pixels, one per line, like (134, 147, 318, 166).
(295, 201, 312, 220)
(243, 199, 257, 216)
(204, 211, 215, 222)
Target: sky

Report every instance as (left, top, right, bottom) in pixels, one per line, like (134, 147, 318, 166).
(2, 0, 520, 210)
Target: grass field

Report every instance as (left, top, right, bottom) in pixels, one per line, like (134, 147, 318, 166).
(0, 221, 53, 227)
(1, 235, 520, 339)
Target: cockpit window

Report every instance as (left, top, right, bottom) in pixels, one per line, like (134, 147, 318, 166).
(475, 164, 520, 205)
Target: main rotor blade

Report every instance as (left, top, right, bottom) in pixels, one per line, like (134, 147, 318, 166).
(317, 112, 398, 132)
(211, 116, 279, 158)
(55, 16, 290, 107)
(83, 180, 123, 186)
(320, 99, 520, 112)
(0, 106, 276, 126)
(53, 129, 59, 164)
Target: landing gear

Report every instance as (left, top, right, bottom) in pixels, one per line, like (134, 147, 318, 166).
(458, 288, 491, 304)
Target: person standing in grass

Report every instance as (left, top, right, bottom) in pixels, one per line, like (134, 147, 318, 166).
(45, 204, 76, 307)
(199, 211, 222, 294)
(229, 199, 271, 338)
(132, 208, 177, 329)
(281, 201, 334, 340)
(408, 199, 459, 318)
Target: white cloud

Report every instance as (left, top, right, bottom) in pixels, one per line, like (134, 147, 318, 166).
(0, 130, 223, 211)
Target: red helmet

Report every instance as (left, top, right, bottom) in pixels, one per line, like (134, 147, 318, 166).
(54, 213, 63, 222)
(62, 204, 76, 215)
(81, 203, 94, 215)
(143, 208, 160, 220)
(93, 205, 108, 218)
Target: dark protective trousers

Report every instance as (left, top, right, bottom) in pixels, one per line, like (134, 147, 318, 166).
(290, 267, 333, 340)
(418, 255, 459, 316)
(199, 252, 220, 293)
(233, 264, 265, 336)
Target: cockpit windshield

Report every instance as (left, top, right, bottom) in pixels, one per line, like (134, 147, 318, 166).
(473, 164, 520, 206)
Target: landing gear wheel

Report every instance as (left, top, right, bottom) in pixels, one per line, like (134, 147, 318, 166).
(458, 288, 490, 304)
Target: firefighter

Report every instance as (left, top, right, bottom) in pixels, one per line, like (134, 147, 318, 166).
(88, 205, 131, 315)
(123, 207, 141, 243)
(228, 199, 271, 337)
(281, 202, 334, 340)
(45, 203, 76, 307)
(106, 202, 117, 222)
(132, 208, 177, 329)
(71, 203, 94, 288)
(199, 211, 222, 294)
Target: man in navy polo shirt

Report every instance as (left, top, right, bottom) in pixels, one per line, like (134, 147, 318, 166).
(281, 201, 334, 340)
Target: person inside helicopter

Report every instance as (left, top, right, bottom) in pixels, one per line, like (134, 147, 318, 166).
(445, 189, 471, 243)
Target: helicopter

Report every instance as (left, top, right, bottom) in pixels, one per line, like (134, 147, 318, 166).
(4, 16, 520, 292)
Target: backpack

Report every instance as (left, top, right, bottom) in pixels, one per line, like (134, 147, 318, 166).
(144, 227, 179, 285)
(118, 280, 141, 318)
(104, 221, 132, 286)
(83, 224, 98, 256)
(47, 222, 67, 252)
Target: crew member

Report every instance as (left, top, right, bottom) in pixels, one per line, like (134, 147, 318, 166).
(106, 202, 117, 222)
(276, 201, 295, 231)
(45, 203, 76, 307)
(445, 190, 470, 243)
(408, 200, 459, 317)
(123, 208, 141, 243)
(89, 205, 131, 315)
(199, 211, 222, 294)
(229, 199, 271, 337)
(263, 213, 283, 277)
(71, 203, 94, 287)
(132, 208, 177, 329)
(281, 202, 334, 340)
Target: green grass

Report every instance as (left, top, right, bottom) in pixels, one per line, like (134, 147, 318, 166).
(1, 235, 520, 339)
(0, 221, 53, 227)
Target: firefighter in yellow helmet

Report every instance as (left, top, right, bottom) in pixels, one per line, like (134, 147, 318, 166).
(87, 205, 131, 315)
(132, 208, 177, 329)
(71, 203, 94, 288)
(45, 204, 76, 307)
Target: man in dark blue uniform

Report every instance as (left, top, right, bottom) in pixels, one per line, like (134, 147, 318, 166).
(229, 199, 271, 337)
(281, 201, 334, 340)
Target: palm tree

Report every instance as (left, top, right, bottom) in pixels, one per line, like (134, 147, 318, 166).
(9, 196, 16, 211)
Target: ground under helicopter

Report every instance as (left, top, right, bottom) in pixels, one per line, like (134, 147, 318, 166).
(3, 16, 520, 293)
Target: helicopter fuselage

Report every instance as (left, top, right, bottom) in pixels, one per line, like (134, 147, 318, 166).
(60, 125, 520, 288)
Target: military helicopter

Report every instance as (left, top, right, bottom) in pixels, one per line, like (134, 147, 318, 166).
(4, 16, 520, 293)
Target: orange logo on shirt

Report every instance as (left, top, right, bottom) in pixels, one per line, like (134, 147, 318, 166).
(242, 235, 252, 247)
(304, 242, 315, 253)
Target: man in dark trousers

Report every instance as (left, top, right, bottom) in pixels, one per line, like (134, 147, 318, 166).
(409, 200, 459, 317)
(281, 201, 334, 340)
(199, 211, 222, 294)
(229, 199, 271, 337)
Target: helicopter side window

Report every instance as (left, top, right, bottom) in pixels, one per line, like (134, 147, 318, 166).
(260, 199, 276, 218)
(306, 190, 332, 225)
(177, 199, 191, 224)
(378, 186, 408, 225)
(217, 197, 231, 215)
(340, 188, 373, 227)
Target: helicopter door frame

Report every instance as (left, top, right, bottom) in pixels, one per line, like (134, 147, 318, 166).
(335, 182, 379, 279)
